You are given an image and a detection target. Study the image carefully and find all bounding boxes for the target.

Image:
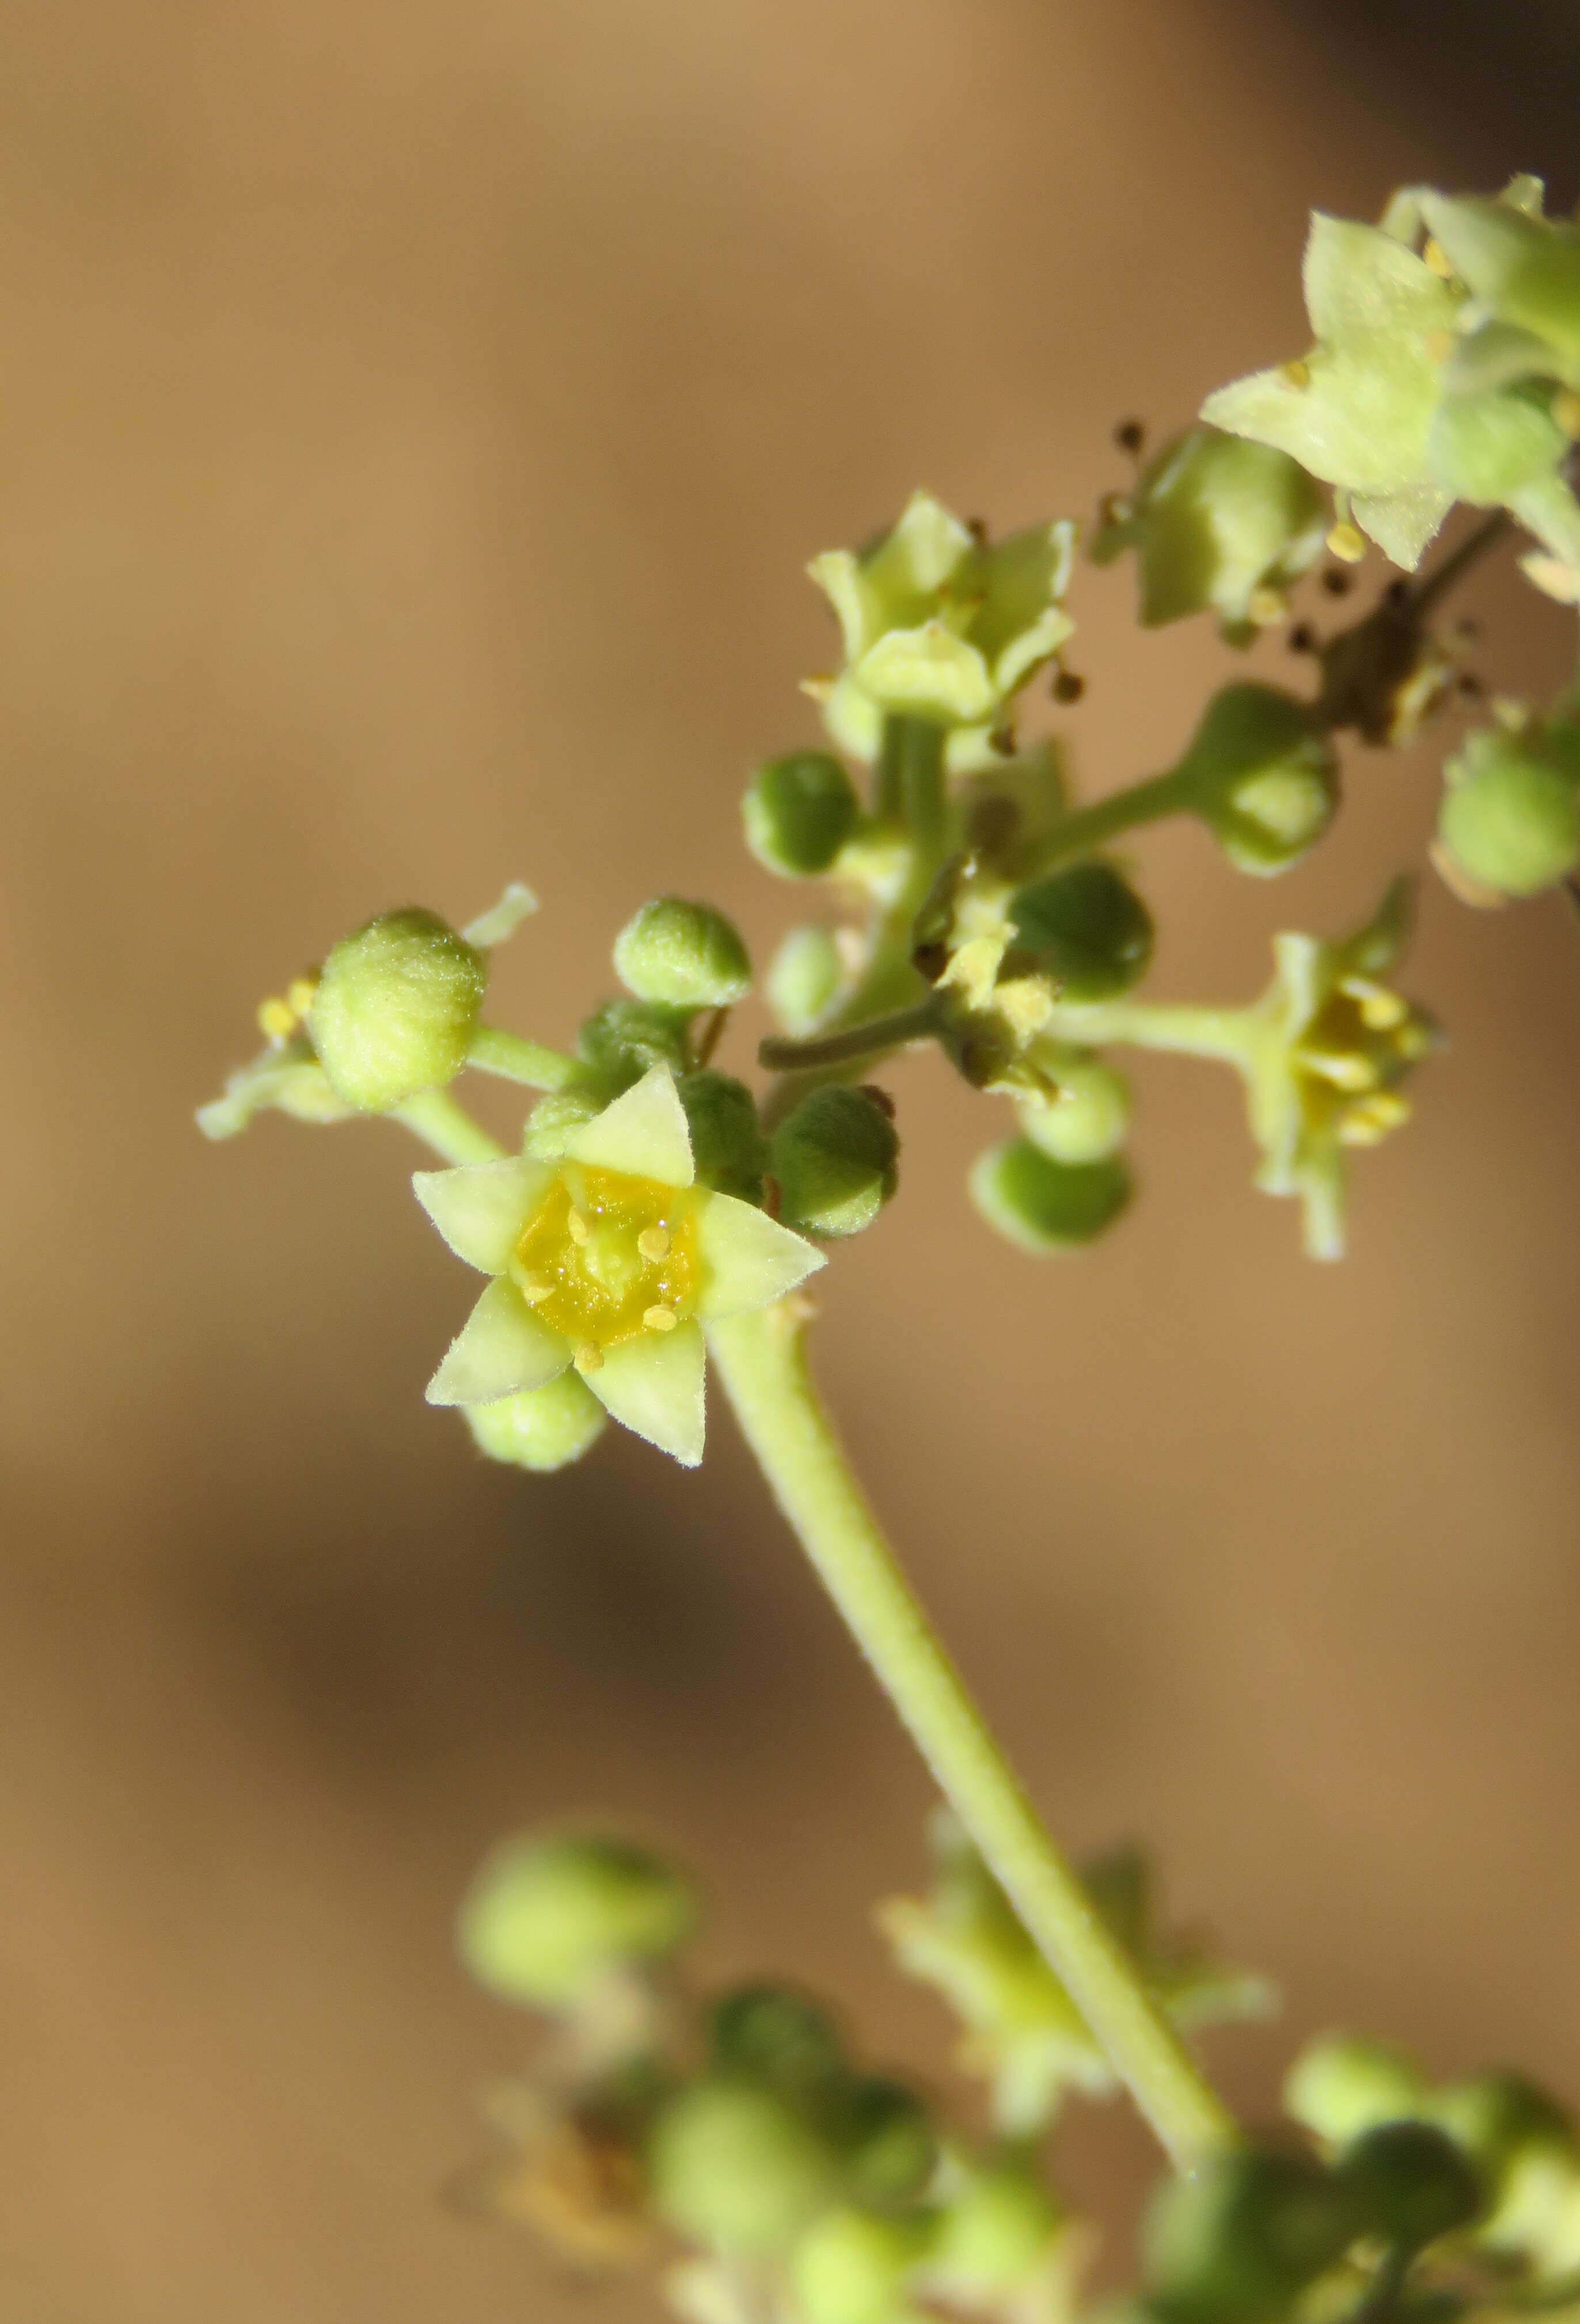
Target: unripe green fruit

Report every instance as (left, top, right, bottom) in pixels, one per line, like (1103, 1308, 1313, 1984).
(970, 1140, 1131, 1255)
(840, 2076, 936, 2205)
(930, 2163, 1060, 2294)
(309, 906, 485, 1111)
(745, 751, 861, 876)
(458, 1831, 696, 2009)
(1144, 2147, 1360, 2324)
(613, 897, 751, 1009)
(1020, 1057, 1131, 1165)
(1437, 726, 1580, 897)
(1011, 862, 1154, 1000)
(772, 1088, 899, 1239)
(648, 2076, 840, 2254)
(1284, 2037, 1426, 2149)
(1341, 2121, 1483, 2252)
(464, 1372, 607, 1472)
(791, 2206, 929, 2324)
(709, 1985, 846, 2093)
(677, 1070, 767, 1202)
(769, 925, 847, 1034)
(577, 998, 694, 1091)
(1176, 684, 1339, 875)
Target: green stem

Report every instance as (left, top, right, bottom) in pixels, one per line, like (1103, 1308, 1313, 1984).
(1043, 998, 1255, 1068)
(392, 1090, 505, 1164)
(1029, 766, 1197, 871)
(468, 1024, 586, 1092)
(759, 998, 940, 1075)
(707, 1301, 1239, 2174)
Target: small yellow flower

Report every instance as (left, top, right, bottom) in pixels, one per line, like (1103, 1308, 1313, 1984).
(416, 1066, 824, 1467)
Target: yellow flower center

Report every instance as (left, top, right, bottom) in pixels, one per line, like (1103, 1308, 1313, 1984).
(512, 1167, 698, 1351)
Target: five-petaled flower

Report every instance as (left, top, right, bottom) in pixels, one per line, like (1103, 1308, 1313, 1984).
(415, 1066, 824, 1467)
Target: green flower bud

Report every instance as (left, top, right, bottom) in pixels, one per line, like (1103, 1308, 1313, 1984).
(771, 1087, 899, 1239)
(1090, 426, 1325, 639)
(839, 2077, 937, 2206)
(577, 997, 694, 1092)
(1427, 2072, 1574, 2179)
(769, 925, 848, 1035)
(613, 897, 751, 1009)
(928, 2162, 1061, 2297)
(463, 1372, 608, 1471)
(648, 2075, 841, 2255)
(709, 1985, 847, 2094)
(458, 1831, 696, 2010)
(309, 906, 485, 1111)
(1175, 684, 1340, 875)
(521, 1085, 604, 1159)
(1284, 2037, 1427, 2149)
(1436, 717, 1580, 897)
(1010, 863, 1154, 1000)
(970, 1140, 1131, 1255)
(676, 1070, 768, 1202)
(745, 751, 861, 876)
(1340, 2121, 1483, 2253)
(1144, 2147, 1360, 2324)
(1019, 1051, 1131, 1165)
(791, 2207, 930, 2324)
(1427, 385, 1567, 504)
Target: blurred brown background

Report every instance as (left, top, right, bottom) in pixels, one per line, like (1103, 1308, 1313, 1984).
(3, 3, 1580, 2318)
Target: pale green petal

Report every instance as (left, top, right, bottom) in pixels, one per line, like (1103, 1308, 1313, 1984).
(462, 880, 538, 947)
(854, 624, 996, 724)
(694, 1194, 826, 1320)
(426, 1278, 571, 1406)
(584, 1320, 707, 1466)
(1349, 481, 1453, 568)
(806, 548, 869, 663)
(1302, 215, 1456, 348)
(568, 1064, 695, 1187)
(1507, 471, 1580, 570)
(871, 490, 975, 599)
(412, 1157, 551, 1273)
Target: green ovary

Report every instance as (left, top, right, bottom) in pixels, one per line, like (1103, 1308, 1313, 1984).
(512, 1167, 699, 1349)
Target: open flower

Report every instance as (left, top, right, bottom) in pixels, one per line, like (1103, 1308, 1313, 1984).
(415, 1066, 823, 1467)
(1243, 879, 1438, 1260)
(807, 491, 1076, 766)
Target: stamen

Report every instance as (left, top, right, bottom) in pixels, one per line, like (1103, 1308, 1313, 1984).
(1278, 358, 1311, 389)
(637, 1226, 671, 1263)
(257, 996, 296, 1041)
(286, 975, 318, 1019)
(572, 1342, 603, 1373)
(1325, 521, 1366, 564)
(518, 1277, 552, 1304)
(567, 1209, 590, 1245)
(1423, 236, 1453, 278)
(643, 1304, 678, 1332)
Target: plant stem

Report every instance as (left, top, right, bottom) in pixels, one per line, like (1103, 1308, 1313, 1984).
(468, 1024, 587, 1091)
(1027, 766, 1198, 871)
(1043, 998, 1255, 1067)
(707, 1300, 1239, 2174)
(393, 1090, 506, 1164)
(759, 998, 941, 1074)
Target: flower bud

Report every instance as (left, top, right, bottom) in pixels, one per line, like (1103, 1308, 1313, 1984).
(771, 1087, 899, 1239)
(745, 751, 861, 876)
(309, 906, 485, 1111)
(648, 2076, 840, 2255)
(839, 2076, 936, 2205)
(1144, 2147, 1359, 2324)
(1284, 2036, 1427, 2149)
(577, 997, 694, 1092)
(1427, 2072, 1574, 2180)
(769, 925, 848, 1034)
(463, 1372, 607, 1472)
(458, 1831, 696, 2010)
(1175, 684, 1340, 875)
(522, 1086, 604, 1159)
(970, 1140, 1131, 1254)
(929, 2162, 1061, 2297)
(677, 1070, 768, 1202)
(1091, 426, 1325, 638)
(1019, 1051, 1131, 1164)
(791, 2206, 930, 2324)
(1435, 719, 1580, 897)
(709, 1985, 846, 2094)
(613, 897, 751, 1009)
(1340, 2121, 1483, 2252)
(1010, 863, 1154, 1000)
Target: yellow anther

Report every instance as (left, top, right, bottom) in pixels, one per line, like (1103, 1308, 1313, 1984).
(1423, 328, 1454, 364)
(286, 975, 318, 1019)
(1339, 1091, 1411, 1146)
(1348, 981, 1409, 1031)
(566, 1208, 590, 1245)
(642, 1304, 678, 1332)
(1554, 389, 1580, 441)
(257, 996, 297, 1041)
(1423, 236, 1453, 278)
(1278, 358, 1312, 389)
(518, 1276, 552, 1305)
(1325, 521, 1367, 564)
(637, 1226, 671, 1263)
(572, 1342, 603, 1374)
(1246, 585, 1286, 627)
